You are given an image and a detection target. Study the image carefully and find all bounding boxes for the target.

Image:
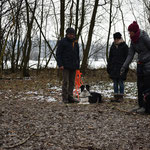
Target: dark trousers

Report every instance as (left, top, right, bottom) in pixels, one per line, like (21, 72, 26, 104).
(137, 75, 150, 108)
(62, 69, 76, 100)
(113, 79, 124, 94)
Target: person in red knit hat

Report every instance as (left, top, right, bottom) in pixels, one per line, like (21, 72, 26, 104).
(128, 21, 140, 43)
(120, 21, 150, 114)
(128, 21, 139, 32)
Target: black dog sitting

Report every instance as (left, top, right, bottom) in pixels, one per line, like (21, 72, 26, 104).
(143, 89, 150, 114)
(79, 85, 102, 104)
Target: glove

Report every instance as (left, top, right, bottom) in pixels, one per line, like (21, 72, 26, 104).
(120, 66, 125, 75)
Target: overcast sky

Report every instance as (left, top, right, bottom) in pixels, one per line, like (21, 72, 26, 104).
(39, 0, 149, 45)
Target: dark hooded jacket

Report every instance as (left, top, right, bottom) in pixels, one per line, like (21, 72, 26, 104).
(122, 30, 150, 76)
(56, 37, 80, 70)
(107, 40, 129, 80)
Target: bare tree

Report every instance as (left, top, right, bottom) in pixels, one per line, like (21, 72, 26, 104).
(68, 0, 74, 27)
(8, 0, 23, 72)
(0, 0, 10, 73)
(105, 0, 113, 62)
(117, 0, 126, 42)
(142, 0, 150, 23)
(21, 0, 37, 77)
(80, 0, 99, 73)
(75, 0, 79, 34)
(37, 0, 44, 71)
(0, 0, 16, 76)
(60, 0, 65, 38)
(76, 0, 85, 40)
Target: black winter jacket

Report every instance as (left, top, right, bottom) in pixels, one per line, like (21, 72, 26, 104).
(107, 41, 129, 80)
(56, 37, 80, 70)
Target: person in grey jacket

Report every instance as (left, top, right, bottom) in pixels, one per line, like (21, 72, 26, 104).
(120, 21, 150, 114)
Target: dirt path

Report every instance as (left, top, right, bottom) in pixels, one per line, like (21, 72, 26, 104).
(0, 78, 150, 150)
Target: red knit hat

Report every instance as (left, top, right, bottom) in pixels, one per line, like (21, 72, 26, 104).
(128, 21, 139, 33)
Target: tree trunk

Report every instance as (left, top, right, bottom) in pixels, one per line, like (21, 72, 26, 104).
(75, 0, 79, 34)
(106, 0, 113, 62)
(37, 0, 44, 72)
(80, 0, 99, 73)
(69, 0, 73, 27)
(22, 0, 37, 77)
(0, 2, 4, 76)
(15, 33, 21, 70)
(76, 0, 85, 40)
(60, 0, 65, 39)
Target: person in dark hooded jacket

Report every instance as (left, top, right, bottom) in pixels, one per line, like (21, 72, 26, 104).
(107, 32, 129, 102)
(56, 27, 80, 103)
(120, 21, 150, 114)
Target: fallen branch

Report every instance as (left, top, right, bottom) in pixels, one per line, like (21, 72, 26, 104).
(114, 106, 137, 115)
(106, 103, 137, 115)
(3, 128, 37, 149)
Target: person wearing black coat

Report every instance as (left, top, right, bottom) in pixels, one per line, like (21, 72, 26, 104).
(107, 32, 129, 102)
(56, 27, 80, 103)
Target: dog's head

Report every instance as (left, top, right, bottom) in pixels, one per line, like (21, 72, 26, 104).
(79, 85, 91, 98)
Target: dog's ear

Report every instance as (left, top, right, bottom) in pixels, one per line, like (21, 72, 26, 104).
(86, 85, 90, 91)
(80, 85, 85, 92)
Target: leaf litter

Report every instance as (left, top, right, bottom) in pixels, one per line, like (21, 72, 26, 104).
(0, 76, 150, 150)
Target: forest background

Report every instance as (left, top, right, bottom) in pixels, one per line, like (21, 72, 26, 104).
(0, 0, 150, 77)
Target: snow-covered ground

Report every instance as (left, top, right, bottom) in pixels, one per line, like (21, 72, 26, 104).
(4, 81, 136, 103)
(3, 59, 137, 102)
(88, 81, 137, 100)
(4, 59, 137, 69)
(29, 59, 137, 69)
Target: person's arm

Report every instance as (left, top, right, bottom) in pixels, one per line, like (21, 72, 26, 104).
(120, 44, 135, 75)
(107, 45, 113, 65)
(107, 45, 113, 74)
(124, 44, 129, 59)
(122, 44, 135, 69)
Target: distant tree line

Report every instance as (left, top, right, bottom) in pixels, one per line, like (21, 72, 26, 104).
(0, 0, 149, 77)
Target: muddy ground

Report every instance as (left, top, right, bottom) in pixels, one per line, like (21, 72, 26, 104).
(0, 69, 150, 150)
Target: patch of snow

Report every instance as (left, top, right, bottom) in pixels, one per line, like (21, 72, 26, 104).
(0, 81, 138, 103)
(49, 86, 61, 91)
(84, 81, 137, 100)
(46, 96, 57, 102)
(26, 91, 38, 95)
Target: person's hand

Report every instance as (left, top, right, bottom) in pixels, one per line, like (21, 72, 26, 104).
(120, 67, 125, 75)
(59, 66, 64, 70)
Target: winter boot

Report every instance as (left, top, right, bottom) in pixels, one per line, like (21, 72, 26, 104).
(117, 94, 124, 102)
(68, 96, 79, 103)
(62, 98, 69, 104)
(136, 107, 145, 114)
(111, 94, 120, 102)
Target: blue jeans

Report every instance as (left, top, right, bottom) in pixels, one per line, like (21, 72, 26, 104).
(113, 79, 124, 94)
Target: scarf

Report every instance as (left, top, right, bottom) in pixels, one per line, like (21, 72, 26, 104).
(130, 29, 140, 43)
